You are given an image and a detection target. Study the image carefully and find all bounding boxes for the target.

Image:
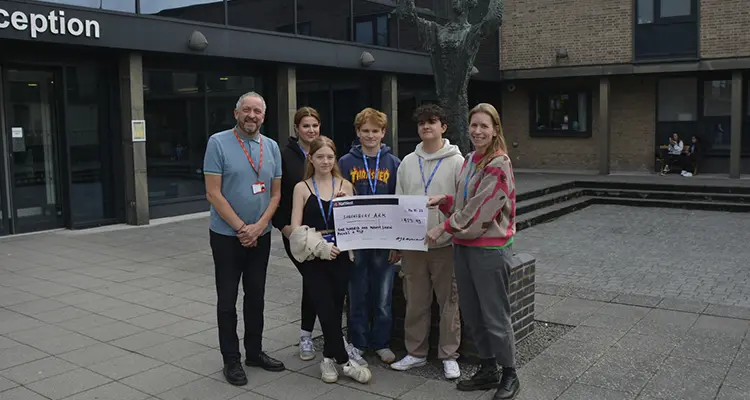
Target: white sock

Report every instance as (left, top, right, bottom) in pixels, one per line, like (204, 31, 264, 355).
(300, 330, 312, 338)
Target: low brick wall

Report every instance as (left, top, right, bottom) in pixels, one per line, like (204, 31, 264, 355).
(390, 253, 536, 363)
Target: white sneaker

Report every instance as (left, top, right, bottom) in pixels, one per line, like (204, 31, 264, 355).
(342, 359, 372, 384)
(391, 355, 427, 371)
(376, 348, 396, 364)
(320, 358, 338, 383)
(443, 359, 461, 379)
(344, 338, 368, 367)
(299, 336, 315, 361)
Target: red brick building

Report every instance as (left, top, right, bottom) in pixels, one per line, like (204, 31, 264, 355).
(497, 0, 750, 176)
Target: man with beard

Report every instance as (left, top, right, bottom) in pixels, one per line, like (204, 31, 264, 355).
(203, 91, 285, 386)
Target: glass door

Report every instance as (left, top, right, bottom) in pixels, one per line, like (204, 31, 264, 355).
(3, 68, 64, 233)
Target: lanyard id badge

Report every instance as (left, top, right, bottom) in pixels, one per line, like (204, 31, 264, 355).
(418, 156, 443, 195)
(233, 129, 265, 195)
(312, 176, 336, 243)
(362, 150, 381, 195)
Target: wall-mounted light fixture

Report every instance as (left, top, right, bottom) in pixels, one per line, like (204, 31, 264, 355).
(470, 66, 479, 76)
(555, 48, 568, 60)
(360, 51, 375, 67)
(188, 31, 208, 51)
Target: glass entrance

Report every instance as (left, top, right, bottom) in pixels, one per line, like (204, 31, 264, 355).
(3, 68, 64, 233)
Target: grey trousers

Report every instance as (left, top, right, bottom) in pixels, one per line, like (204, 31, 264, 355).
(453, 244, 516, 367)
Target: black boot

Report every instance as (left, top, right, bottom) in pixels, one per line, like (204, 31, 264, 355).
(494, 367, 520, 399)
(456, 358, 500, 391)
(223, 359, 248, 386)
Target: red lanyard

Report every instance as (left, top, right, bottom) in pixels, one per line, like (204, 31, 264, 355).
(233, 128, 263, 175)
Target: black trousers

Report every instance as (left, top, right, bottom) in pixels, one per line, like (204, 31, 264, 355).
(301, 257, 351, 364)
(283, 236, 317, 333)
(210, 230, 271, 363)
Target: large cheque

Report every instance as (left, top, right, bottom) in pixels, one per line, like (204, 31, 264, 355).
(332, 195, 429, 252)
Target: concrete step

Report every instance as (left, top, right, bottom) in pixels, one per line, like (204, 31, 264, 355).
(591, 197, 750, 212)
(516, 196, 591, 231)
(584, 188, 750, 203)
(516, 188, 585, 216)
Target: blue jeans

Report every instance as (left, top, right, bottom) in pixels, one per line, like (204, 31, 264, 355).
(348, 249, 396, 350)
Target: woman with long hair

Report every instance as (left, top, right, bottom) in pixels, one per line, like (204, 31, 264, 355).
(289, 136, 372, 384)
(426, 103, 520, 400)
(272, 107, 322, 360)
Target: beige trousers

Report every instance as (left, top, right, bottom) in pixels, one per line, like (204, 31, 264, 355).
(401, 246, 461, 359)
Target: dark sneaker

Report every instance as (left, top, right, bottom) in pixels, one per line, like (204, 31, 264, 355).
(456, 360, 499, 391)
(223, 360, 247, 386)
(494, 372, 520, 399)
(245, 352, 285, 372)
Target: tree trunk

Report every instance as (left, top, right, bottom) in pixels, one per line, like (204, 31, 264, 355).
(431, 41, 474, 154)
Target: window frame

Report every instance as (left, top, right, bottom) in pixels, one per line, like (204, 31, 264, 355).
(529, 90, 593, 138)
(350, 14, 390, 47)
(636, 0, 697, 25)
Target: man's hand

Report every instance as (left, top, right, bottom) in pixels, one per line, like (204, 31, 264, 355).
(238, 222, 264, 244)
(426, 195, 447, 208)
(388, 250, 402, 264)
(426, 225, 446, 246)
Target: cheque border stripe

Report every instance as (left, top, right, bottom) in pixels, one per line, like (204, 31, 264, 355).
(333, 198, 399, 207)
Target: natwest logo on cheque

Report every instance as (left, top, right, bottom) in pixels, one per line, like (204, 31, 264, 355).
(0, 7, 100, 39)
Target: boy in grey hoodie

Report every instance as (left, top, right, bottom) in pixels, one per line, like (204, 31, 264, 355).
(391, 104, 464, 379)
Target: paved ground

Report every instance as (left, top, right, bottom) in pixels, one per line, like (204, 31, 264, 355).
(515, 205, 750, 308)
(0, 204, 749, 400)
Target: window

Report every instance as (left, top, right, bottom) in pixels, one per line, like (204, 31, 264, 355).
(637, 0, 694, 24)
(531, 91, 591, 137)
(637, 0, 654, 24)
(657, 78, 697, 121)
(703, 80, 732, 117)
(36, 0, 135, 12)
(277, 22, 312, 36)
(353, 15, 389, 46)
(141, 0, 225, 25)
(660, 0, 691, 17)
(65, 65, 116, 223)
(143, 70, 262, 203)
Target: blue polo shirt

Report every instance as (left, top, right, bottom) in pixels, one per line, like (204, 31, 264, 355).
(203, 129, 282, 236)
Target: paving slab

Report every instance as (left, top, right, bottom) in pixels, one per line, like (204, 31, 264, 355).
(1, 208, 750, 400)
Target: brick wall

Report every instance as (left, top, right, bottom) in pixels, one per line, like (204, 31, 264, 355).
(501, 76, 658, 172)
(390, 254, 536, 363)
(502, 81, 600, 170)
(700, 0, 750, 59)
(500, 0, 632, 71)
(609, 76, 657, 172)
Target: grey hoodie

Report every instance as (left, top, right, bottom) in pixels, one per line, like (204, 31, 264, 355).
(396, 139, 464, 248)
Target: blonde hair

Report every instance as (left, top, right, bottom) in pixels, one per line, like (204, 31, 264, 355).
(469, 103, 508, 169)
(354, 107, 387, 131)
(303, 136, 344, 180)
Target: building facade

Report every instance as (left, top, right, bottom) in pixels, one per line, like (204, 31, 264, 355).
(3, 0, 748, 236)
(0, 0, 502, 236)
(499, 0, 750, 176)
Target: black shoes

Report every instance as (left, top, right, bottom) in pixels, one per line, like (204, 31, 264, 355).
(456, 358, 500, 391)
(245, 352, 286, 372)
(494, 368, 520, 400)
(223, 360, 248, 386)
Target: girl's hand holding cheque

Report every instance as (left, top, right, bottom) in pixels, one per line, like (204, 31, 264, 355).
(330, 246, 341, 259)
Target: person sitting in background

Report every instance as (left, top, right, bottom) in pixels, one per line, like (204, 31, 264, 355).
(680, 135, 704, 177)
(661, 132, 683, 175)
